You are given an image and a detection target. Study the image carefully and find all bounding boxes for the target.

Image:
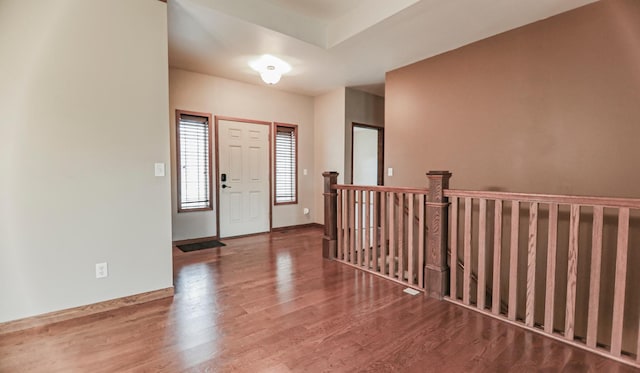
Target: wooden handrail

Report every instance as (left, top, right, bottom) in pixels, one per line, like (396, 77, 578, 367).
(444, 189, 640, 209)
(334, 184, 429, 195)
(334, 185, 426, 224)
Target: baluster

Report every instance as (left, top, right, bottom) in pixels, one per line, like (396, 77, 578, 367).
(380, 192, 387, 275)
(418, 194, 425, 289)
(525, 202, 538, 327)
(337, 189, 343, 261)
(372, 191, 379, 272)
(349, 189, 356, 264)
(389, 192, 396, 278)
(343, 190, 350, 262)
(508, 201, 520, 321)
(478, 199, 487, 310)
(611, 208, 629, 356)
(586, 206, 603, 348)
(364, 190, 371, 269)
(565, 205, 580, 341)
(463, 197, 472, 305)
(408, 193, 415, 285)
(450, 197, 458, 300)
(492, 200, 503, 315)
(356, 190, 363, 266)
(418, 194, 426, 289)
(544, 203, 558, 333)
(398, 193, 405, 280)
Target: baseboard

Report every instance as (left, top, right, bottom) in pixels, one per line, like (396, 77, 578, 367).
(271, 223, 324, 232)
(0, 287, 174, 335)
(173, 235, 219, 246)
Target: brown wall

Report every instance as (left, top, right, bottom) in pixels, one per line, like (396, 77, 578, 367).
(385, 0, 640, 197)
(385, 0, 640, 352)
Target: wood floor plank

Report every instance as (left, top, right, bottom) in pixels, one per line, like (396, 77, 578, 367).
(0, 227, 636, 373)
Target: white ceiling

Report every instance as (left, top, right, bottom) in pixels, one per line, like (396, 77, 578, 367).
(263, 0, 366, 21)
(168, 0, 597, 97)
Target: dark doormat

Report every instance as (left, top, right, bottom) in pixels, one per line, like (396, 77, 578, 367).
(177, 240, 226, 253)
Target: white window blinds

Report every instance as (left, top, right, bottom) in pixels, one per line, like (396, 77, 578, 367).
(178, 113, 211, 211)
(275, 125, 297, 204)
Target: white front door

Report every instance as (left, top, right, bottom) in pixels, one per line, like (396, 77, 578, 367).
(218, 119, 270, 238)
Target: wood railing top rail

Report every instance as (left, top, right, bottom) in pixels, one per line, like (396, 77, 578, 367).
(444, 189, 640, 209)
(333, 184, 429, 195)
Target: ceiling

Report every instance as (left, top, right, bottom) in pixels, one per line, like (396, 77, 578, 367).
(168, 0, 597, 97)
(262, 0, 367, 21)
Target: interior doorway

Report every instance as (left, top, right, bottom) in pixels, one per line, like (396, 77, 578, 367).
(215, 117, 271, 238)
(351, 123, 384, 185)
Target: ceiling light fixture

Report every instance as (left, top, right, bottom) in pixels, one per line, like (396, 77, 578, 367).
(261, 66, 281, 84)
(249, 55, 291, 85)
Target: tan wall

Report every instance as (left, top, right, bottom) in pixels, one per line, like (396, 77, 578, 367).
(313, 88, 346, 223)
(169, 68, 316, 239)
(385, 0, 640, 352)
(386, 0, 640, 196)
(0, 0, 172, 323)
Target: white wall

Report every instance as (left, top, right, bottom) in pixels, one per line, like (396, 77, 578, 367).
(169, 68, 316, 239)
(313, 88, 346, 224)
(0, 0, 172, 323)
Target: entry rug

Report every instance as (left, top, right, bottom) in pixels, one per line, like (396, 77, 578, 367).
(177, 240, 226, 253)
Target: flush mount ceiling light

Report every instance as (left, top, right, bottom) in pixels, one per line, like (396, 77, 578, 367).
(249, 54, 291, 85)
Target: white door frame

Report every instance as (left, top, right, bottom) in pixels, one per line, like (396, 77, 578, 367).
(214, 116, 272, 238)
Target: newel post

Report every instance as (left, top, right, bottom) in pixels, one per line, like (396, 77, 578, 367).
(425, 171, 452, 299)
(322, 171, 339, 259)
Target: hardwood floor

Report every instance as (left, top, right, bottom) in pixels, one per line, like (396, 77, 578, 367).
(0, 227, 637, 372)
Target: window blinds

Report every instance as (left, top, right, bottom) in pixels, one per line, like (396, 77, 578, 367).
(275, 125, 297, 204)
(178, 114, 211, 210)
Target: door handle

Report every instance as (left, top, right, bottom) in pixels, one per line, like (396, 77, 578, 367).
(222, 184, 231, 189)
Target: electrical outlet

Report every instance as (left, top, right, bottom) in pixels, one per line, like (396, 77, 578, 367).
(154, 163, 165, 177)
(96, 262, 108, 279)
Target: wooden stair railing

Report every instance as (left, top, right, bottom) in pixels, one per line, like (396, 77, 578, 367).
(323, 171, 452, 296)
(444, 189, 640, 369)
(329, 184, 430, 290)
(324, 170, 640, 369)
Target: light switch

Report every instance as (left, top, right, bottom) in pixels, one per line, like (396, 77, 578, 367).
(154, 163, 165, 177)
(303, 169, 308, 176)
(387, 167, 393, 177)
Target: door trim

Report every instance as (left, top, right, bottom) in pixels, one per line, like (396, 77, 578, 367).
(214, 116, 273, 238)
(351, 122, 384, 185)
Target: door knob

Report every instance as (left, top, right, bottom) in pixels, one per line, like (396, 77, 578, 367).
(222, 184, 231, 189)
